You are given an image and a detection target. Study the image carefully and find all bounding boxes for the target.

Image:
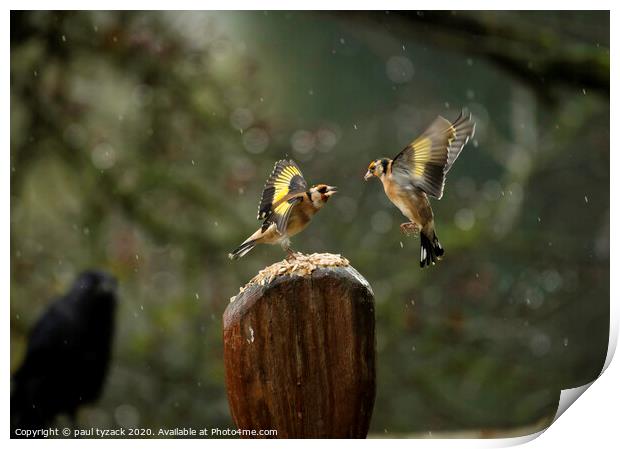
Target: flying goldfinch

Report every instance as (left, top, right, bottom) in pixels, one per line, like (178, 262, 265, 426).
(364, 110, 476, 268)
(229, 159, 337, 260)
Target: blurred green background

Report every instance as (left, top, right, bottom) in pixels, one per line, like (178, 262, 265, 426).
(10, 11, 609, 437)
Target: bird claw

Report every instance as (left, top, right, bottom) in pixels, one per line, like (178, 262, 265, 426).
(400, 222, 420, 237)
(285, 250, 302, 261)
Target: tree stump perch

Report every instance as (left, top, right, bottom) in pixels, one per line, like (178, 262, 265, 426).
(223, 253, 376, 438)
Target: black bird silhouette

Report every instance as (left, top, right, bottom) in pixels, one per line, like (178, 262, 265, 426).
(11, 270, 118, 436)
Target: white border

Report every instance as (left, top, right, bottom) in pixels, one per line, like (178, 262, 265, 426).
(4, 3, 615, 447)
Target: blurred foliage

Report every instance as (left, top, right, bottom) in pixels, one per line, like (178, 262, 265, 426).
(10, 11, 609, 436)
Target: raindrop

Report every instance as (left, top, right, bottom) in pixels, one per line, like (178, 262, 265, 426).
(584, 195, 589, 203)
(195, 293, 200, 300)
(582, 88, 587, 95)
(454, 208, 476, 231)
(61, 35, 66, 42)
(91, 143, 117, 170)
(482, 180, 502, 201)
(386, 56, 415, 83)
(230, 108, 253, 131)
(529, 333, 551, 357)
(291, 130, 316, 154)
(316, 127, 338, 152)
(563, 337, 569, 347)
(114, 404, 140, 428)
(400, 241, 404, 248)
(411, 345, 416, 351)
(242, 128, 269, 154)
(353, 124, 358, 130)
(339, 37, 345, 44)
(542, 270, 562, 292)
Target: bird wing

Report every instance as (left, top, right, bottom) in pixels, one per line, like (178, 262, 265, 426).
(257, 159, 308, 220)
(261, 194, 304, 233)
(391, 111, 475, 199)
(13, 299, 75, 382)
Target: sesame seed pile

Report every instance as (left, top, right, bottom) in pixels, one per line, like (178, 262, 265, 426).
(230, 253, 350, 303)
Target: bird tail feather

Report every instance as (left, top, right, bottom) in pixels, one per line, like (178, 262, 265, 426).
(420, 232, 444, 268)
(228, 240, 257, 260)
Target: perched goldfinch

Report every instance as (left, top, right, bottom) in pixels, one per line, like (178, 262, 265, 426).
(364, 110, 476, 268)
(229, 159, 337, 260)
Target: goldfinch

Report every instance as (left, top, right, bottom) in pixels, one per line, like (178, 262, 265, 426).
(229, 159, 337, 260)
(364, 110, 476, 268)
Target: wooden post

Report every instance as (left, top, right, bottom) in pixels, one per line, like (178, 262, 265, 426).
(223, 253, 376, 438)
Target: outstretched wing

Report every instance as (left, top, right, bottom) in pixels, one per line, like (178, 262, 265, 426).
(391, 110, 476, 199)
(257, 159, 308, 220)
(261, 195, 304, 233)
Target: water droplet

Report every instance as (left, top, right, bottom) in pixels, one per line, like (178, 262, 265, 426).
(399, 241, 404, 248)
(195, 293, 200, 300)
(563, 337, 569, 347)
(339, 37, 345, 44)
(353, 124, 358, 130)
(61, 35, 66, 42)
(584, 195, 589, 203)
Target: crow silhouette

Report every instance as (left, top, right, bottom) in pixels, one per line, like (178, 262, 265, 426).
(11, 270, 118, 437)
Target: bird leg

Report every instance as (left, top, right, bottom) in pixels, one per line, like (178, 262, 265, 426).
(285, 247, 300, 261)
(400, 222, 420, 237)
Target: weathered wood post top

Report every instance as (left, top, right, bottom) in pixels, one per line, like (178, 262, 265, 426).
(223, 253, 376, 438)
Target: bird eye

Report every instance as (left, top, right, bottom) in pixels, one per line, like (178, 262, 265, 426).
(319, 186, 327, 194)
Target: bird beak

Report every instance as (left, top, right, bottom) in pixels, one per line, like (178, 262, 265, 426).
(325, 186, 338, 197)
(364, 171, 373, 181)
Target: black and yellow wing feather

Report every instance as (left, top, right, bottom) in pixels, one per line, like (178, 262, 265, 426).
(257, 159, 308, 233)
(391, 110, 475, 199)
